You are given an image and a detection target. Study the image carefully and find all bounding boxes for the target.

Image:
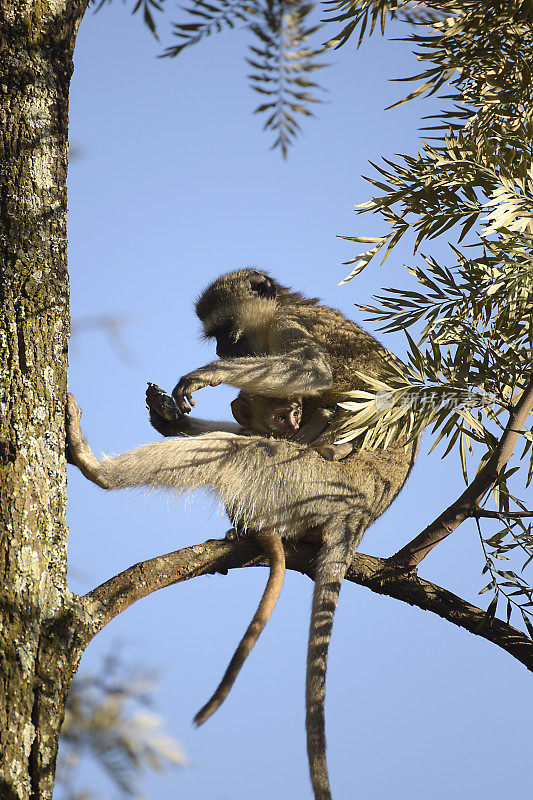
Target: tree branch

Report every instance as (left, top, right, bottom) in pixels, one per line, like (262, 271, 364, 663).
(390, 374, 533, 568)
(80, 537, 533, 671)
(467, 509, 533, 520)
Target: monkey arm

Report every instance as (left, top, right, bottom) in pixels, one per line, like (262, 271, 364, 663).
(150, 412, 242, 437)
(291, 408, 354, 461)
(146, 383, 241, 437)
(173, 323, 332, 413)
(177, 418, 242, 434)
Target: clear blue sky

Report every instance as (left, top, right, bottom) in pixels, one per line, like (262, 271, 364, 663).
(65, 6, 532, 799)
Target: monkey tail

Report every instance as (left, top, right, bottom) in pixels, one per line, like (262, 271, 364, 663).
(306, 521, 366, 800)
(194, 530, 286, 726)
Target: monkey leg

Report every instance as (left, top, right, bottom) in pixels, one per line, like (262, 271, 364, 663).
(66, 395, 113, 489)
(194, 529, 285, 726)
(66, 394, 357, 536)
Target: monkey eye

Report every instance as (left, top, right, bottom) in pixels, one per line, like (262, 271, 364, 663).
(249, 273, 276, 300)
(276, 414, 286, 422)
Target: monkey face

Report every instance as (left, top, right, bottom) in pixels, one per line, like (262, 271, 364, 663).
(231, 393, 303, 438)
(265, 400, 303, 438)
(215, 333, 255, 359)
(196, 270, 283, 358)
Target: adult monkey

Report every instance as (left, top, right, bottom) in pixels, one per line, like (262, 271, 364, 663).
(67, 269, 417, 800)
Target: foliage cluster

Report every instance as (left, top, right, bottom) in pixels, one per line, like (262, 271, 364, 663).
(57, 652, 185, 800)
(97, 0, 331, 155)
(335, 1, 533, 631)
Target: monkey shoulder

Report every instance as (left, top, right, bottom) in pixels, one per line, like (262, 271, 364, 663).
(294, 304, 387, 358)
(306, 305, 397, 391)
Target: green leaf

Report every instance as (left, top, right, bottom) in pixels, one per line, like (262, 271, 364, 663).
(486, 594, 498, 618)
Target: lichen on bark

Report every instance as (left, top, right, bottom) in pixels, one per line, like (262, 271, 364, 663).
(0, 0, 87, 796)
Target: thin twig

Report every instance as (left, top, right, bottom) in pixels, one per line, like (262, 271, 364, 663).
(467, 509, 533, 520)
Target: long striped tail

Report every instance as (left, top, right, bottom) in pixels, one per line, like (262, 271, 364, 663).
(306, 522, 366, 800)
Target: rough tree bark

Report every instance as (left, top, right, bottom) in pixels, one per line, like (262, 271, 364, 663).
(0, 0, 86, 796)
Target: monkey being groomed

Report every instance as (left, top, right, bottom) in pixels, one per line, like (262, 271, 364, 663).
(232, 391, 355, 461)
(67, 268, 418, 800)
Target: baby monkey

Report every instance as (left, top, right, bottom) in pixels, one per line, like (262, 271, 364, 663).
(231, 392, 302, 438)
(231, 391, 354, 460)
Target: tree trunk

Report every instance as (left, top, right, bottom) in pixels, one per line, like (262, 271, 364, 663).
(0, 0, 86, 796)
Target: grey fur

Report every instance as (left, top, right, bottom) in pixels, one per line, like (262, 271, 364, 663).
(67, 269, 417, 800)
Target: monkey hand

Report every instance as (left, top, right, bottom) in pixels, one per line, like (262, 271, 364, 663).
(172, 370, 222, 414)
(291, 407, 336, 445)
(65, 393, 83, 464)
(146, 383, 180, 422)
(146, 382, 196, 436)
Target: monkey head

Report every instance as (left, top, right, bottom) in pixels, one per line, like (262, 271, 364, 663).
(195, 269, 285, 358)
(231, 391, 303, 438)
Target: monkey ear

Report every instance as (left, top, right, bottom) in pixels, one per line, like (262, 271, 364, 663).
(248, 272, 277, 300)
(231, 397, 252, 428)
